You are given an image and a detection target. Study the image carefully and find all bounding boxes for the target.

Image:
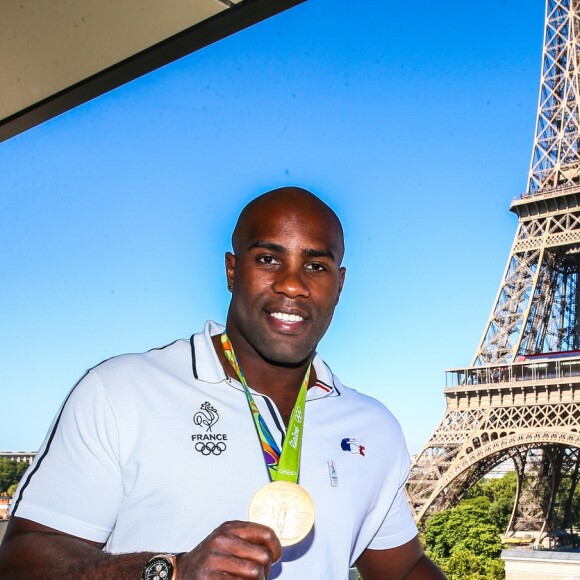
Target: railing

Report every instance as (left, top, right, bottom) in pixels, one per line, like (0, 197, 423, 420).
(518, 182, 580, 199)
(445, 356, 580, 388)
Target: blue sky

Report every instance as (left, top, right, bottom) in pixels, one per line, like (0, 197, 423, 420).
(1, 0, 545, 454)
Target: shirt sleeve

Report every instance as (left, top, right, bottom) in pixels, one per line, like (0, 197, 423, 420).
(348, 412, 418, 566)
(10, 370, 123, 543)
(365, 433, 418, 551)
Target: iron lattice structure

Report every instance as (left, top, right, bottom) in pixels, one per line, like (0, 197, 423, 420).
(407, 0, 580, 542)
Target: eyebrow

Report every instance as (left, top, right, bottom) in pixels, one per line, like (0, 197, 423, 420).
(249, 240, 337, 261)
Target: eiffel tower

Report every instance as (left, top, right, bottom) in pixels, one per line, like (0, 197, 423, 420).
(407, 0, 580, 543)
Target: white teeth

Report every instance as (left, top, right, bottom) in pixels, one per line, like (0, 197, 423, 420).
(270, 312, 304, 323)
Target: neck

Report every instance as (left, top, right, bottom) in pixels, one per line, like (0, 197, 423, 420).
(211, 332, 316, 424)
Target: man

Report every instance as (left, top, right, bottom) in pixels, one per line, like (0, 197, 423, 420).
(0, 187, 445, 578)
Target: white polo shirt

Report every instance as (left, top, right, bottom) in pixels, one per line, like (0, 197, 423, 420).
(12, 321, 417, 578)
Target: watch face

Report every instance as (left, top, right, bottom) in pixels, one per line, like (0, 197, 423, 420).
(143, 557, 174, 580)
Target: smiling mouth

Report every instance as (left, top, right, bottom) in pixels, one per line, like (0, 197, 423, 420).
(269, 312, 304, 323)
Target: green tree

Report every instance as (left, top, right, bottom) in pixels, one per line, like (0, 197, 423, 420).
(466, 471, 517, 531)
(0, 459, 29, 495)
(423, 489, 506, 580)
(424, 500, 497, 557)
(423, 509, 452, 559)
(453, 522, 503, 558)
(442, 547, 504, 580)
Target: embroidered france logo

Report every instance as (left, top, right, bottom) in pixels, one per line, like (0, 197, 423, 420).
(193, 401, 219, 432)
(341, 437, 365, 456)
(192, 402, 228, 456)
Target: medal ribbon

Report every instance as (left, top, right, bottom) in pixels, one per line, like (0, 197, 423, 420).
(221, 332, 309, 483)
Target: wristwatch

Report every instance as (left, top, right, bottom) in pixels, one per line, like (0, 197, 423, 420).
(141, 553, 178, 580)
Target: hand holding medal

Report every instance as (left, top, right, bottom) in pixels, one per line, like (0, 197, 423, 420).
(221, 333, 315, 547)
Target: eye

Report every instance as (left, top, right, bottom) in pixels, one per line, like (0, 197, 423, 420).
(257, 255, 280, 266)
(305, 262, 328, 272)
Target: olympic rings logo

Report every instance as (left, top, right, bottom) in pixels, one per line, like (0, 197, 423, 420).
(278, 469, 297, 476)
(195, 441, 227, 455)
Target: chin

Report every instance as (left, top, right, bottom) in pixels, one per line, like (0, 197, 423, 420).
(260, 347, 313, 368)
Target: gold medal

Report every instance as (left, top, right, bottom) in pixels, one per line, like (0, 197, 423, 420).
(248, 480, 315, 546)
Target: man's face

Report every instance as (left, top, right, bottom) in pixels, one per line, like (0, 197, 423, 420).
(225, 202, 345, 367)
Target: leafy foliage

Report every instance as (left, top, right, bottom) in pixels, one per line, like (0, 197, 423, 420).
(441, 548, 505, 580)
(466, 471, 517, 531)
(0, 459, 29, 495)
(422, 472, 516, 580)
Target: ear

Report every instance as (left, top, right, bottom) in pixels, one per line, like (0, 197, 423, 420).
(336, 267, 346, 304)
(225, 252, 236, 290)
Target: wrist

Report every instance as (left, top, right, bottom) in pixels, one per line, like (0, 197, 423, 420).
(142, 553, 179, 580)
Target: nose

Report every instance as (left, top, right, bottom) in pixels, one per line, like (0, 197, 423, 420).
(271, 265, 310, 298)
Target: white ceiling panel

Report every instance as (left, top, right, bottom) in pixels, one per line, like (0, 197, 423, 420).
(0, 0, 305, 142)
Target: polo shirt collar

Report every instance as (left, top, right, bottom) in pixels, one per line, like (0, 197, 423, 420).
(191, 320, 338, 399)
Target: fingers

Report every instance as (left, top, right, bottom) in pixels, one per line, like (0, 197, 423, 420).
(179, 520, 282, 579)
(225, 521, 282, 564)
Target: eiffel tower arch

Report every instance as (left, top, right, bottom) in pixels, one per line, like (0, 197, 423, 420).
(407, 0, 580, 543)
